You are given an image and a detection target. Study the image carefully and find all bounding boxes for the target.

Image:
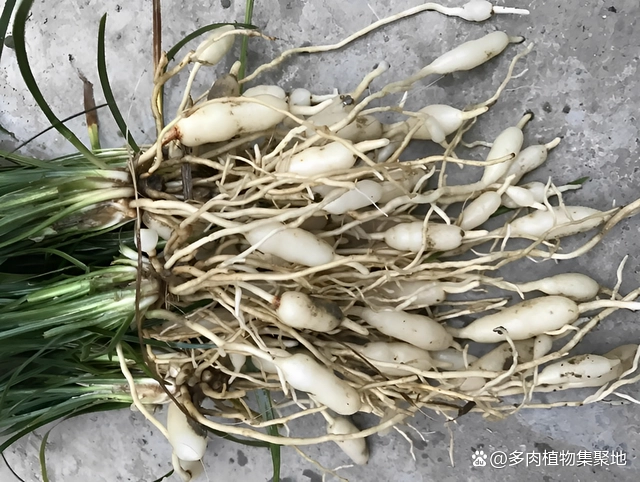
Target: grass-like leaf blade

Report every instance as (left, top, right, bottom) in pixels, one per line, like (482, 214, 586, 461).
(567, 175, 589, 185)
(238, 0, 255, 85)
(8, 104, 108, 155)
(12, 0, 107, 169)
(0, 0, 17, 65)
(98, 14, 139, 153)
(151, 469, 175, 482)
(256, 389, 281, 482)
(38, 425, 53, 482)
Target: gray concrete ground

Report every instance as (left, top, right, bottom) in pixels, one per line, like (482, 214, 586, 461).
(1, 0, 640, 481)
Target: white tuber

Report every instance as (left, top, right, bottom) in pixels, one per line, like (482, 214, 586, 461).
(245, 222, 335, 267)
(431, 348, 478, 370)
(376, 280, 447, 307)
(277, 139, 389, 176)
(533, 334, 554, 360)
(242, 85, 287, 99)
(137, 228, 159, 254)
(374, 222, 463, 252)
(276, 291, 344, 332)
(505, 206, 611, 239)
(481, 124, 525, 186)
(502, 185, 541, 209)
(306, 110, 384, 142)
(173, 95, 288, 146)
(321, 180, 383, 215)
(426, 31, 513, 75)
(143, 213, 174, 241)
(402, 104, 488, 141)
(499, 138, 561, 184)
(518, 273, 600, 301)
(289, 88, 311, 106)
(604, 344, 640, 373)
(458, 191, 502, 230)
(166, 400, 208, 462)
(193, 25, 235, 65)
(252, 356, 279, 374)
(228, 353, 247, 372)
(274, 353, 361, 415)
(448, 296, 580, 343)
(460, 340, 534, 391)
(502, 181, 580, 209)
(355, 341, 437, 376)
(377, 171, 424, 204)
(537, 354, 622, 388)
(352, 307, 455, 351)
(327, 416, 369, 465)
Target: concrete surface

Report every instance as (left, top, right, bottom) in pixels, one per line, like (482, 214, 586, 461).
(1, 0, 640, 481)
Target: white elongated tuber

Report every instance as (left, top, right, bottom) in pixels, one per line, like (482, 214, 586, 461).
(327, 416, 369, 465)
(173, 95, 288, 146)
(277, 139, 389, 176)
(193, 25, 235, 65)
(427, 31, 512, 75)
(276, 291, 343, 332)
(245, 222, 335, 267)
(537, 354, 622, 388)
(274, 353, 361, 415)
(167, 400, 208, 462)
(374, 222, 463, 252)
(355, 341, 437, 376)
(518, 273, 600, 301)
(321, 180, 383, 215)
(448, 296, 579, 343)
(505, 206, 610, 239)
(352, 307, 455, 351)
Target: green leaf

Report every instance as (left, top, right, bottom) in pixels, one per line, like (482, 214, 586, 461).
(0, 184, 135, 252)
(238, 0, 256, 86)
(256, 389, 281, 482)
(0, 146, 128, 170)
(0, 337, 61, 417)
(12, 0, 107, 169)
(0, 0, 17, 65)
(118, 334, 216, 351)
(27, 248, 89, 273)
(151, 469, 175, 482)
(39, 425, 53, 482)
(98, 15, 139, 152)
(0, 123, 17, 141)
(8, 104, 108, 155)
(105, 312, 136, 356)
(0, 452, 25, 482)
(567, 175, 589, 185)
